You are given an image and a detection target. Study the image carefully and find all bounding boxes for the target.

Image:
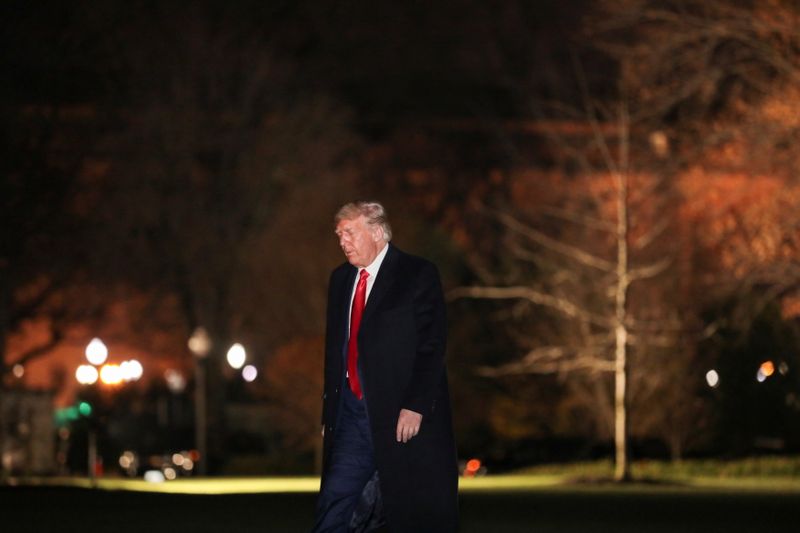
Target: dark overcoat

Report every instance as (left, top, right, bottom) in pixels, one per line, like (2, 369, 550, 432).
(320, 244, 459, 532)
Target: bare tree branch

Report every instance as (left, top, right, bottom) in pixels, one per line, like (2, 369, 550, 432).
(629, 257, 672, 282)
(448, 285, 614, 327)
(536, 204, 617, 233)
(8, 329, 64, 368)
(477, 352, 616, 377)
(495, 210, 616, 273)
(633, 217, 671, 251)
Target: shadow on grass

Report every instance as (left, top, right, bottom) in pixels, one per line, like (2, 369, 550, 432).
(2, 483, 800, 533)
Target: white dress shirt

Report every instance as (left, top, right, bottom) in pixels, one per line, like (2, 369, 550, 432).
(345, 243, 389, 379)
(348, 242, 389, 323)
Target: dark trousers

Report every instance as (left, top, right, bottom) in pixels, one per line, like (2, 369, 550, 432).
(312, 386, 377, 533)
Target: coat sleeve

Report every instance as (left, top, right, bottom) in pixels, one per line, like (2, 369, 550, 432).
(321, 268, 341, 426)
(400, 261, 447, 417)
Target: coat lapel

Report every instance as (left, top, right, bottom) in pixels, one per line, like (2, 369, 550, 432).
(339, 266, 357, 333)
(361, 244, 398, 327)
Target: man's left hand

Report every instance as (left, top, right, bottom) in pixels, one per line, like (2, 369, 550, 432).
(396, 408, 422, 443)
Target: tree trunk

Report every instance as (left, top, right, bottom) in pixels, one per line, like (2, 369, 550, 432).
(613, 107, 631, 482)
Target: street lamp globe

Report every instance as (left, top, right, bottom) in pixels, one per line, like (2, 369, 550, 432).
(76, 364, 99, 385)
(120, 359, 144, 382)
(227, 343, 246, 369)
(188, 327, 212, 358)
(100, 363, 123, 385)
(85, 338, 108, 366)
(242, 364, 258, 382)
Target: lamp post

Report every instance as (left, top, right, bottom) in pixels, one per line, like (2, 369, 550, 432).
(76, 338, 143, 485)
(82, 338, 106, 486)
(188, 327, 211, 476)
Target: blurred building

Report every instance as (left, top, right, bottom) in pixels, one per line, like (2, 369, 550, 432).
(1, 389, 55, 475)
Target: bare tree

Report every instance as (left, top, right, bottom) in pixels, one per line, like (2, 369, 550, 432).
(450, 71, 696, 478)
(447, 0, 800, 477)
(88, 5, 360, 471)
(594, 0, 800, 336)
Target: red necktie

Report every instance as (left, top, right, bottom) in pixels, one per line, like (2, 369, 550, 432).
(347, 269, 369, 399)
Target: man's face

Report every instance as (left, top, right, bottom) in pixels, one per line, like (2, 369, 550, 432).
(335, 215, 383, 268)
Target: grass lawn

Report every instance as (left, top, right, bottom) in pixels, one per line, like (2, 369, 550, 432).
(2, 475, 800, 532)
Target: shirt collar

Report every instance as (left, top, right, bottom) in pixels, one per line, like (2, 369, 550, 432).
(362, 242, 389, 279)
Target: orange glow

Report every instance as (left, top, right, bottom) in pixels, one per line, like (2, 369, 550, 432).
(760, 361, 775, 378)
(6, 294, 192, 407)
(99, 363, 123, 385)
(465, 458, 481, 477)
(782, 296, 800, 319)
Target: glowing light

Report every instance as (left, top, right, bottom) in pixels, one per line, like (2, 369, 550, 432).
(78, 401, 92, 417)
(12, 364, 24, 378)
(188, 327, 212, 358)
(465, 458, 482, 477)
(757, 360, 775, 382)
(119, 451, 135, 469)
(120, 361, 132, 380)
(76, 365, 99, 385)
(144, 470, 165, 483)
(163, 467, 177, 480)
(164, 369, 186, 393)
(172, 453, 185, 466)
(705, 369, 720, 388)
(129, 359, 143, 380)
(242, 364, 258, 382)
(779, 361, 789, 375)
(100, 364, 123, 385)
(121, 360, 144, 382)
(85, 338, 108, 366)
(182, 458, 194, 471)
(227, 343, 246, 369)
(649, 130, 669, 157)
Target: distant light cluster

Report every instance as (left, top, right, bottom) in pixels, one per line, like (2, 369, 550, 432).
(75, 338, 143, 386)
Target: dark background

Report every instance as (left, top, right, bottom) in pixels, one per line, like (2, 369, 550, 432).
(2, 0, 800, 477)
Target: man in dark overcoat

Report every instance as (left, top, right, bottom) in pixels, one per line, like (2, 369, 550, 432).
(312, 201, 458, 532)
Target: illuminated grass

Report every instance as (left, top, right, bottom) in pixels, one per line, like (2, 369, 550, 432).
(459, 475, 567, 491)
(18, 476, 321, 494)
(13, 475, 570, 494)
(686, 476, 800, 492)
(13, 473, 800, 495)
(517, 456, 800, 479)
(14, 476, 528, 494)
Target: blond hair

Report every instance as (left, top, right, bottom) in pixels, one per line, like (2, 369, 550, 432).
(335, 201, 392, 241)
